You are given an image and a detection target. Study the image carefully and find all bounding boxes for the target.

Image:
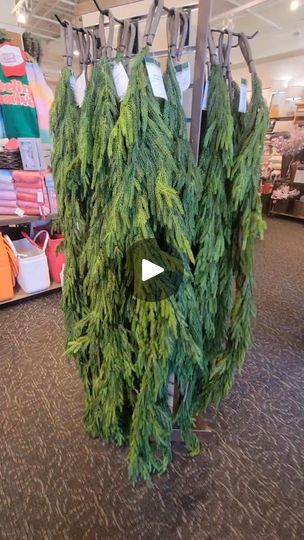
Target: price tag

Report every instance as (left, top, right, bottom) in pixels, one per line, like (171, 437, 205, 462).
(15, 207, 24, 217)
(239, 78, 248, 113)
(175, 62, 191, 94)
(37, 190, 44, 203)
(201, 80, 209, 110)
(112, 61, 129, 101)
(145, 57, 168, 100)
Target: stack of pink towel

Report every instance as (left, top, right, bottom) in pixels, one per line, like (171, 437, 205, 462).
(0, 170, 17, 215)
(12, 170, 50, 217)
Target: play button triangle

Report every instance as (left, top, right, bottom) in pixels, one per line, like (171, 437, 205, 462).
(142, 258, 165, 282)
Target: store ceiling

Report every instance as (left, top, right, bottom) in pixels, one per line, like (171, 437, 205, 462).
(11, 0, 304, 85)
(12, 0, 80, 40)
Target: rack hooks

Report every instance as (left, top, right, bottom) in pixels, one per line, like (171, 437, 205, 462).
(54, 14, 86, 34)
(92, 0, 124, 25)
(210, 28, 258, 48)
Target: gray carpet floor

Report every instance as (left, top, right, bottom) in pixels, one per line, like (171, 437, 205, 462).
(0, 218, 303, 540)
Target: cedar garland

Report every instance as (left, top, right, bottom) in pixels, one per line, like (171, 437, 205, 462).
(162, 57, 204, 454)
(194, 63, 234, 366)
(50, 68, 85, 342)
(51, 18, 269, 482)
(200, 72, 268, 409)
(103, 47, 202, 481)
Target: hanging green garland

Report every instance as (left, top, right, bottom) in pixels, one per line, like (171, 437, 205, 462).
(162, 52, 204, 455)
(50, 66, 86, 342)
(201, 36, 268, 409)
(194, 54, 234, 370)
(68, 56, 129, 444)
(95, 44, 203, 481)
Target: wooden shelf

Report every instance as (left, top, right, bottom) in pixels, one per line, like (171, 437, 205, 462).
(0, 214, 58, 227)
(269, 116, 294, 121)
(0, 281, 61, 307)
(269, 210, 304, 220)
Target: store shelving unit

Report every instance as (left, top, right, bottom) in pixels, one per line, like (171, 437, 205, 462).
(0, 213, 61, 307)
(0, 281, 61, 307)
(268, 179, 304, 221)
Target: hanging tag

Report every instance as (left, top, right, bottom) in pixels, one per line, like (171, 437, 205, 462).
(15, 207, 24, 217)
(201, 80, 209, 110)
(175, 62, 191, 94)
(37, 190, 44, 203)
(145, 57, 168, 100)
(112, 62, 129, 101)
(74, 71, 87, 107)
(239, 78, 248, 113)
(69, 74, 76, 95)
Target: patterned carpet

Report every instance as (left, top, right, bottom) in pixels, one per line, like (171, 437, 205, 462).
(0, 218, 303, 540)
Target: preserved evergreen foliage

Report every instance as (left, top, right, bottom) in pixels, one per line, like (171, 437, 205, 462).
(50, 68, 84, 341)
(194, 63, 234, 367)
(51, 18, 269, 482)
(200, 38, 268, 409)
(101, 47, 204, 481)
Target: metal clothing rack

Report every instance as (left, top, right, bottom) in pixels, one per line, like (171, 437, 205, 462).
(54, 0, 258, 161)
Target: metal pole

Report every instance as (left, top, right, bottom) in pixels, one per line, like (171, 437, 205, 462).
(190, 0, 212, 162)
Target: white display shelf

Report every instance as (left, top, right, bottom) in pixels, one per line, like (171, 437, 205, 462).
(0, 214, 57, 227)
(0, 281, 61, 307)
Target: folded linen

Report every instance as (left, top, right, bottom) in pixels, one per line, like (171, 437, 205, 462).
(16, 201, 43, 209)
(0, 169, 12, 181)
(0, 182, 15, 191)
(14, 181, 43, 189)
(0, 191, 16, 200)
(13, 170, 45, 184)
(18, 208, 41, 216)
(0, 206, 17, 214)
(16, 187, 42, 194)
(0, 199, 17, 207)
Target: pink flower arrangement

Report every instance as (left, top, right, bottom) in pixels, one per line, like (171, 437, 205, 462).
(271, 185, 300, 201)
(272, 125, 304, 156)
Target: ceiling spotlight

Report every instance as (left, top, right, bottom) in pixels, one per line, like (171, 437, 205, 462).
(73, 50, 79, 57)
(290, 1, 301, 11)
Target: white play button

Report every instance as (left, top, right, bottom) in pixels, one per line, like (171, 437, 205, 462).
(141, 258, 165, 282)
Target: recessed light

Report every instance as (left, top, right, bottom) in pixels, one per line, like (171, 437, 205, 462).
(290, 0, 301, 11)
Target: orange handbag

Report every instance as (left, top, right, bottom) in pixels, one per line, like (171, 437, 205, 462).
(0, 233, 19, 302)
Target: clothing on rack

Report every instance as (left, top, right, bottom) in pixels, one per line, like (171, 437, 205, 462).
(26, 62, 54, 144)
(0, 43, 40, 138)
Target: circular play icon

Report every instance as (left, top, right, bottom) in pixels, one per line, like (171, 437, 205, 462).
(126, 239, 184, 302)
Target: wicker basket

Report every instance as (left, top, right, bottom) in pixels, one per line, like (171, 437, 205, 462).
(0, 149, 23, 169)
(291, 200, 304, 218)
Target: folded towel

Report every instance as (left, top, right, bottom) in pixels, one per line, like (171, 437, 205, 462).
(14, 181, 43, 189)
(0, 169, 12, 180)
(17, 200, 43, 209)
(0, 191, 16, 200)
(13, 170, 45, 184)
(0, 199, 17, 207)
(16, 187, 41, 194)
(16, 193, 41, 203)
(0, 206, 17, 214)
(0, 176, 13, 184)
(20, 208, 41, 216)
(0, 182, 15, 191)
